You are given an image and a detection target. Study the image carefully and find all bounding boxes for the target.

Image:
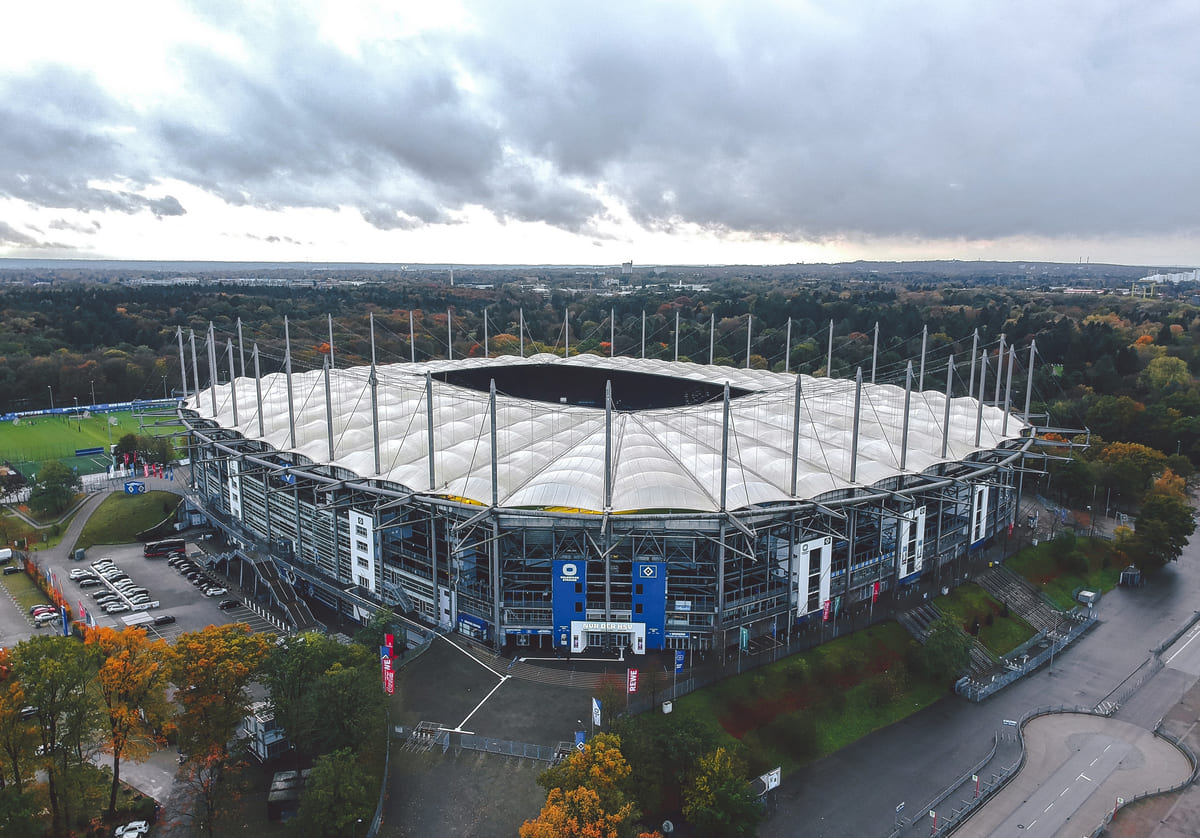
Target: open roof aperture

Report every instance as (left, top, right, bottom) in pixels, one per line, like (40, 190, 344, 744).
(434, 363, 751, 410)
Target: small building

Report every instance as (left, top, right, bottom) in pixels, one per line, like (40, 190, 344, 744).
(242, 701, 289, 762)
(267, 768, 311, 821)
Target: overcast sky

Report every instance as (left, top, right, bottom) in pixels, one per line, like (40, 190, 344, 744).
(1, 0, 1197, 266)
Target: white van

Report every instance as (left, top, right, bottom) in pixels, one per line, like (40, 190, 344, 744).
(0, 548, 13, 564)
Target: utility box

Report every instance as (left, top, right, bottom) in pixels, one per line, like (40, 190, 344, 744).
(73, 548, 85, 561)
(661, 701, 673, 714)
(1077, 590, 1098, 605)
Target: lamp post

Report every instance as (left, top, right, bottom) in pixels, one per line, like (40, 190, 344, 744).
(73, 396, 79, 429)
(47, 385, 54, 411)
(353, 817, 363, 838)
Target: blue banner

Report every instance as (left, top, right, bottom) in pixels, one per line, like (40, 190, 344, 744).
(675, 650, 685, 673)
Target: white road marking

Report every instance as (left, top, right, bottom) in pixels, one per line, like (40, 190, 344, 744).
(1060, 787, 1070, 797)
(1044, 801, 1054, 812)
(1078, 773, 1092, 783)
(1165, 625, 1200, 664)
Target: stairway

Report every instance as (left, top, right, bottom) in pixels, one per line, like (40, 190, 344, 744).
(973, 565, 1064, 634)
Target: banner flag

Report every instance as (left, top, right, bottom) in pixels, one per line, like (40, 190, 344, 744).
(627, 668, 639, 694)
(591, 697, 601, 726)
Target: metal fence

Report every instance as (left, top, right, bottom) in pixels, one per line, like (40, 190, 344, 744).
(954, 610, 1097, 702)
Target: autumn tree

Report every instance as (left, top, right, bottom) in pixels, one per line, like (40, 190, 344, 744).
(682, 747, 763, 838)
(169, 623, 271, 757)
(290, 747, 374, 838)
(10, 634, 101, 834)
(87, 626, 172, 816)
(0, 654, 36, 794)
(538, 733, 635, 814)
(169, 623, 271, 838)
(521, 786, 661, 838)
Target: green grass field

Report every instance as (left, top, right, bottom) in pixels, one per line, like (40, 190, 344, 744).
(933, 582, 1036, 656)
(0, 408, 184, 478)
(76, 491, 182, 550)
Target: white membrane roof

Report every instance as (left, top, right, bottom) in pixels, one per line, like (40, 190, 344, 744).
(189, 353, 1026, 513)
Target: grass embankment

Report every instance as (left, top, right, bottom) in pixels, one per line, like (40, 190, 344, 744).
(934, 582, 1035, 655)
(675, 622, 944, 776)
(1006, 537, 1122, 610)
(76, 491, 181, 550)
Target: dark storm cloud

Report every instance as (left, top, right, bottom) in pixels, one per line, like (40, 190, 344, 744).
(4, 1, 1199, 243)
(0, 221, 41, 247)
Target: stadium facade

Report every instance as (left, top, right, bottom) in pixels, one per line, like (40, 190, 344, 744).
(179, 325, 1038, 655)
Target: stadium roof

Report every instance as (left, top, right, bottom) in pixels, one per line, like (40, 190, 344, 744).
(189, 354, 1026, 513)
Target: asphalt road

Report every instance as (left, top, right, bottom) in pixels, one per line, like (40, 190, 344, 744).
(761, 544, 1200, 838)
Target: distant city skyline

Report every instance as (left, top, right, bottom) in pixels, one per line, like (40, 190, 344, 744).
(1, 1, 1198, 267)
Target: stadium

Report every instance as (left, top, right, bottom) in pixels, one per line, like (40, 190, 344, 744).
(179, 326, 1038, 656)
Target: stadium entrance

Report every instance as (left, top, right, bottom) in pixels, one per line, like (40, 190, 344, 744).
(570, 621, 647, 655)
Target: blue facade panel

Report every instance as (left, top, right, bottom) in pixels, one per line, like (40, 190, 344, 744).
(632, 562, 666, 650)
(552, 560, 587, 648)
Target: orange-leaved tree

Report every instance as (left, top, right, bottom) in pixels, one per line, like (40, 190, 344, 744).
(87, 625, 172, 816)
(530, 733, 660, 838)
(168, 623, 271, 758)
(169, 624, 271, 838)
(520, 785, 661, 838)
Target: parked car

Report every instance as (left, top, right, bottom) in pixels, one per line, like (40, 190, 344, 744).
(3, 566, 21, 575)
(30, 605, 55, 615)
(104, 603, 129, 614)
(153, 614, 176, 626)
(217, 599, 239, 610)
(68, 568, 94, 580)
(114, 821, 150, 838)
(204, 587, 228, 597)
(77, 577, 103, 587)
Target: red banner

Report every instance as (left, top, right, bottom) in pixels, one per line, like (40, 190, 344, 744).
(627, 668, 639, 694)
(872, 581, 880, 603)
(822, 599, 832, 622)
(384, 633, 394, 657)
(382, 656, 394, 695)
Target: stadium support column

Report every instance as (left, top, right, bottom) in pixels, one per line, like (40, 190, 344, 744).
(674, 310, 679, 362)
(850, 368, 862, 483)
(901, 362, 913, 472)
(564, 307, 570, 357)
(409, 312, 416, 363)
(190, 330, 201, 404)
(206, 322, 219, 417)
(941, 354, 955, 458)
(324, 356, 335, 462)
(720, 383, 730, 513)
(871, 322, 879, 384)
(237, 317, 247, 378)
(177, 327, 187, 399)
(484, 308, 489, 357)
(993, 334, 1005, 406)
(425, 372, 436, 491)
(745, 314, 753, 369)
(974, 349, 987, 447)
(610, 308, 615, 358)
(490, 379, 501, 650)
(369, 313, 381, 476)
(967, 329, 979, 401)
(641, 311, 646, 359)
(826, 319, 834, 377)
(700, 309, 710, 362)
(789, 373, 803, 497)
(1023, 340, 1036, 422)
(918, 324, 927, 390)
(1003, 346, 1016, 436)
(328, 313, 336, 370)
(605, 381, 614, 621)
(253, 344, 265, 438)
(284, 317, 296, 450)
(784, 317, 792, 374)
(519, 309, 525, 358)
(226, 338, 239, 427)
(447, 307, 452, 360)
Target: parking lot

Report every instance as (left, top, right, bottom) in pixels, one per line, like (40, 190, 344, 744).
(3, 541, 278, 645)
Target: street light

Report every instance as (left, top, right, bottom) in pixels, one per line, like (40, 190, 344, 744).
(90, 378, 96, 406)
(47, 385, 54, 411)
